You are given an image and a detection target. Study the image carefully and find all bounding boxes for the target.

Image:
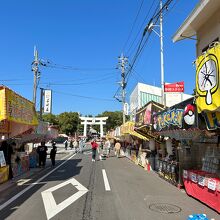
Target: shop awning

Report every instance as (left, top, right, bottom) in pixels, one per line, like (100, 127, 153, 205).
(134, 125, 161, 144)
(120, 122, 149, 141)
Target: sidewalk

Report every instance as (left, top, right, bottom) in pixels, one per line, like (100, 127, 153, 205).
(0, 148, 73, 194)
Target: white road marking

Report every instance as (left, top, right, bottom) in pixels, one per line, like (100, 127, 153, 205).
(97, 148, 100, 153)
(0, 153, 76, 212)
(102, 169, 111, 191)
(41, 178, 88, 220)
(17, 178, 31, 186)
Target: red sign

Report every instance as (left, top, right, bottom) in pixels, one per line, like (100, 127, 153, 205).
(164, 81, 184, 93)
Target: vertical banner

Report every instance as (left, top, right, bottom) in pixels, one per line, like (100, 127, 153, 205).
(196, 43, 220, 113)
(123, 103, 129, 116)
(44, 90, 52, 113)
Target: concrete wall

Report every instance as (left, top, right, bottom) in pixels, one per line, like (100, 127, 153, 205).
(197, 9, 220, 56)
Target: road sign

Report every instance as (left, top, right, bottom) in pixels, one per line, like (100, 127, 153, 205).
(41, 178, 88, 220)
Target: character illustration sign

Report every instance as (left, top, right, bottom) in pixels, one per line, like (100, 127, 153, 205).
(153, 98, 197, 132)
(196, 43, 220, 113)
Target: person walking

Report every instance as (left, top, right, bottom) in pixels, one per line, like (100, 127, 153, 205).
(64, 140, 68, 150)
(79, 138, 84, 153)
(105, 139, 111, 157)
(50, 142, 57, 167)
(37, 141, 48, 168)
(91, 139, 98, 162)
(114, 140, 121, 158)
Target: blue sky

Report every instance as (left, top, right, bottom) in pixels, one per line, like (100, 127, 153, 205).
(0, 0, 199, 116)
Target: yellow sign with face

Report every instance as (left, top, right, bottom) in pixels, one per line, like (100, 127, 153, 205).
(196, 43, 220, 113)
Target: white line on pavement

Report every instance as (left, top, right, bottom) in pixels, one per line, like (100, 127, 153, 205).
(0, 153, 76, 212)
(102, 169, 111, 191)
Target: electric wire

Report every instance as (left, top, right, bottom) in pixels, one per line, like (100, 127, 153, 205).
(53, 90, 115, 102)
(126, 0, 159, 56)
(122, 0, 144, 53)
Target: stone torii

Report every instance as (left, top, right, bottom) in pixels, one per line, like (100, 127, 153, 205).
(80, 116, 108, 137)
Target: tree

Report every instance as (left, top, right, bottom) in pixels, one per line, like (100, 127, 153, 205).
(57, 112, 80, 135)
(42, 113, 59, 125)
(97, 111, 123, 131)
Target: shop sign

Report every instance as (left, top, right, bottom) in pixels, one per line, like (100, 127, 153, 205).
(44, 90, 52, 113)
(0, 87, 38, 126)
(164, 81, 184, 93)
(135, 102, 163, 127)
(196, 43, 220, 113)
(153, 98, 198, 132)
(154, 108, 184, 131)
(121, 122, 134, 134)
(202, 111, 220, 130)
(207, 178, 217, 191)
(0, 151, 6, 167)
(197, 175, 205, 187)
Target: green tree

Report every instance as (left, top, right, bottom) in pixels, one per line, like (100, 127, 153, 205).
(97, 111, 123, 131)
(57, 112, 80, 135)
(42, 113, 59, 125)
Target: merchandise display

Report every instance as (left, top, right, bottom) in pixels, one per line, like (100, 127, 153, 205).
(183, 169, 220, 213)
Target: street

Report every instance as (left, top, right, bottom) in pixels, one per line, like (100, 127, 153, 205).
(0, 143, 219, 220)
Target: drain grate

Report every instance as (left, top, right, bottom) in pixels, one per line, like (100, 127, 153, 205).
(149, 203, 181, 214)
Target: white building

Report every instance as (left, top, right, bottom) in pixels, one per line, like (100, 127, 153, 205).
(130, 82, 192, 115)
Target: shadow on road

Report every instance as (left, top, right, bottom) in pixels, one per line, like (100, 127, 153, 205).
(0, 157, 82, 219)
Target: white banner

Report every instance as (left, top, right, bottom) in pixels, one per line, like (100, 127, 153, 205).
(124, 103, 129, 116)
(44, 90, 52, 113)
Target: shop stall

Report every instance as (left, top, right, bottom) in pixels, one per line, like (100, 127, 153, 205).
(152, 97, 206, 187)
(134, 101, 164, 171)
(0, 86, 38, 180)
(120, 122, 148, 165)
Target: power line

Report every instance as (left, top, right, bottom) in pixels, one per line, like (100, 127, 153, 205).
(53, 90, 115, 102)
(41, 75, 115, 86)
(41, 61, 116, 72)
(126, 0, 158, 56)
(122, 0, 144, 52)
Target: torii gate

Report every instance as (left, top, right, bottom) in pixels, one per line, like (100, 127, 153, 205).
(80, 116, 108, 137)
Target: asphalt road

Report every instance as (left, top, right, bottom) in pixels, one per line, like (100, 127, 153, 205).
(0, 143, 219, 220)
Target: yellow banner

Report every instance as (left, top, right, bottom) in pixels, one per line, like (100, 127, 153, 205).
(0, 87, 38, 126)
(196, 43, 220, 113)
(0, 89, 6, 121)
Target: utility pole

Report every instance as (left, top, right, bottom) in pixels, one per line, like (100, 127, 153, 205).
(160, 0, 165, 106)
(118, 54, 128, 124)
(39, 88, 44, 120)
(32, 46, 40, 107)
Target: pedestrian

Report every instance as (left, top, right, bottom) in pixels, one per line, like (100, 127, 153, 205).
(50, 142, 57, 167)
(64, 140, 68, 150)
(105, 139, 111, 157)
(79, 139, 84, 153)
(69, 140, 73, 149)
(91, 139, 98, 162)
(73, 139, 78, 152)
(114, 140, 121, 158)
(37, 141, 48, 168)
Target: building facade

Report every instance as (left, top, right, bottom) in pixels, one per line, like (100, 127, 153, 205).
(130, 82, 192, 117)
